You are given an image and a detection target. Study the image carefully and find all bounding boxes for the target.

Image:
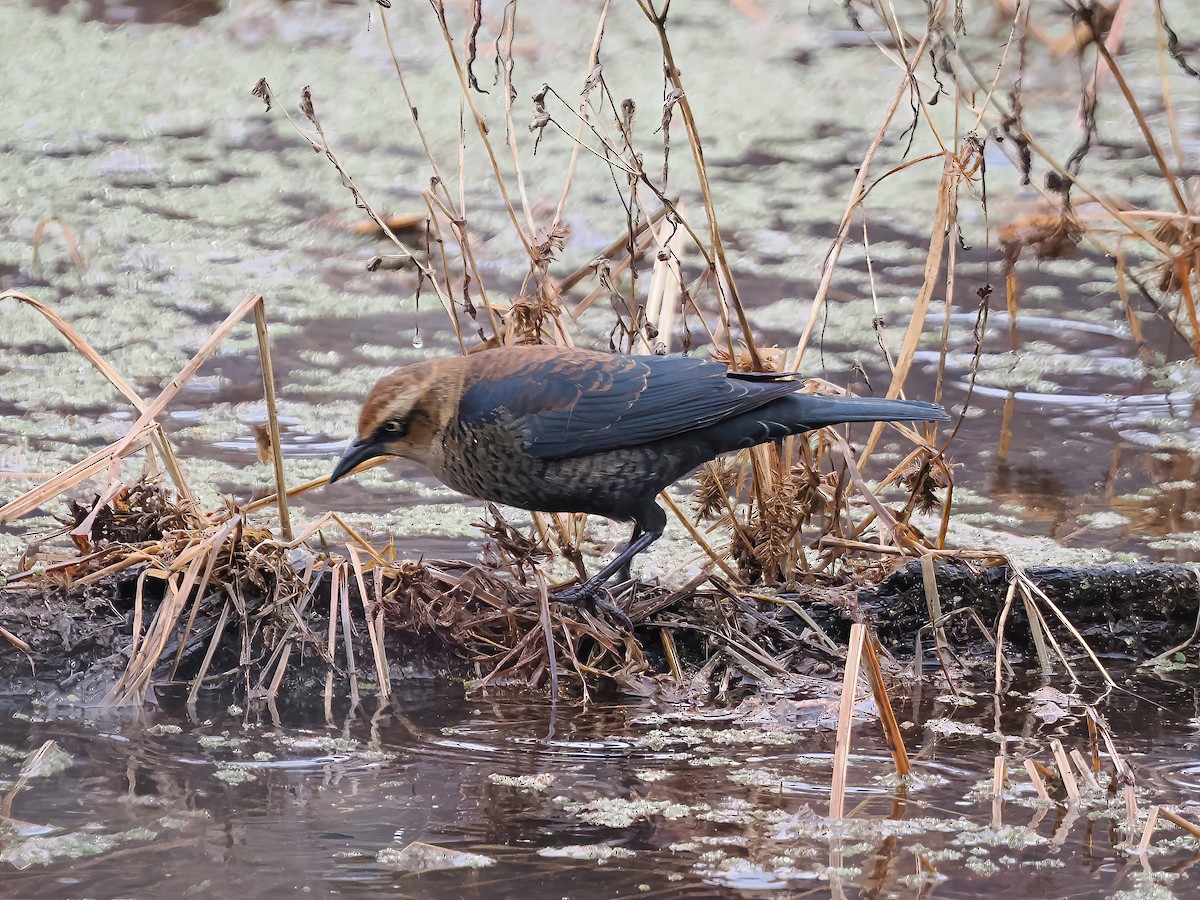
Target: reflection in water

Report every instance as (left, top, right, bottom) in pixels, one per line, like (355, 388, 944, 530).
(3, 672, 1200, 897)
(32, 0, 224, 27)
(988, 387, 1200, 557)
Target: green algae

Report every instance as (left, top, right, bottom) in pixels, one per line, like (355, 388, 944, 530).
(198, 734, 243, 751)
(926, 718, 987, 738)
(0, 825, 159, 868)
(556, 796, 698, 828)
(488, 773, 557, 791)
(376, 841, 495, 871)
(536, 844, 635, 862)
(213, 764, 257, 785)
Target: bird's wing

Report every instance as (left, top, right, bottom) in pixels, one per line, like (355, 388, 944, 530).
(457, 350, 801, 459)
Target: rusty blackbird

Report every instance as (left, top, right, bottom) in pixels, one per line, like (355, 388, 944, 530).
(330, 345, 950, 624)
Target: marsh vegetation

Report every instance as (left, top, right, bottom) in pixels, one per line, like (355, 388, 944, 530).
(2, 0, 1199, 895)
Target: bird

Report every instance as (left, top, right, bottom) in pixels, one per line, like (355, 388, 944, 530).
(329, 345, 950, 627)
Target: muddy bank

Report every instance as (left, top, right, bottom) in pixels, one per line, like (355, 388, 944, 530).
(4, 559, 1197, 700)
(0, 565, 471, 702)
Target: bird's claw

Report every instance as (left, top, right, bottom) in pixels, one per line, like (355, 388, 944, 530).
(552, 584, 633, 632)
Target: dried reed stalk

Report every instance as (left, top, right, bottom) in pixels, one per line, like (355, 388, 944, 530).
(1050, 740, 1080, 802)
(253, 298, 292, 541)
(991, 756, 1006, 827)
(862, 631, 910, 777)
(0, 290, 193, 503)
(829, 623, 867, 819)
(1023, 758, 1051, 802)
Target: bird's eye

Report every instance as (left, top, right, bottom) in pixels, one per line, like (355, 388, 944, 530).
(382, 419, 405, 435)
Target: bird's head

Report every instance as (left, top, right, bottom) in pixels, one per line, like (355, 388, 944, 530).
(329, 359, 460, 484)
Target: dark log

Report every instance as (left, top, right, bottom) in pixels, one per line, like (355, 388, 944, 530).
(850, 561, 1199, 657)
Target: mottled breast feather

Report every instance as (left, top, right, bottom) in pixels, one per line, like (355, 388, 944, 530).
(456, 345, 803, 459)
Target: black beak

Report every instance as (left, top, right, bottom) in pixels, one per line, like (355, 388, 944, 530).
(329, 436, 382, 484)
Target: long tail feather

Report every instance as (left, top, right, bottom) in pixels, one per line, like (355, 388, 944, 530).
(702, 393, 950, 454)
(786, 394, 951, 428)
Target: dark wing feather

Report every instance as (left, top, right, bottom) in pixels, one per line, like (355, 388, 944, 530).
(457, 349, 801, 459)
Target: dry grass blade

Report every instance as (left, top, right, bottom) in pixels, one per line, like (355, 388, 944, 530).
(1013, 564, 1115, 687)
(862, 632, 910, 777)
(187, 599, 230, 707)
(253, 298, 292, 541)
(106, 550, 208, 706)
(127, 569, 155, 674)
(856, 158, 953, 468)
(108, 294, 265, 466)
(243, 459, 390, 516)
(751, 592, 840, 654)
(994, 577, 1018, 693)
(792, 9, 942, 367)
(636, 208, 685, 354)
(1137, 805, 1161, 855)
(69, 477, 126, 540)
(660, 493, 740, 583)
(32, 217, 86, 272)
(324, 564, 341, 719)
(919, 553, 948, 654)
(1160, 808, 1200, 840)
(830, 623, 867, 820)
(0, 290, 193, 502)
(636, 0, 760, 368)
(169, 518, 240, 680)
(338, 569, 361, 708)
(1069, 749, 1100, 791)
(424, 6, 534, 261)
(265, 641, 293, 703)
(0, 425, 155, 525)
(349, 547, 391, 702)
(0, 625, 32, 660)
(1019, 582, 1053, 677)
(3, 294, 263, 532)
(534, 572, 559, 700)
(991, 756, 1006, 827)
(0, 740, 57, 820)
(1050, 740, 1080, 802)
(1023, 758, 1051, 802)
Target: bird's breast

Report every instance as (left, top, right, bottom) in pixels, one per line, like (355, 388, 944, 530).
(432, 420, 704, 520)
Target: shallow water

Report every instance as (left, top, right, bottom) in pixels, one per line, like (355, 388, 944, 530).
(4, 668, 1200, 898)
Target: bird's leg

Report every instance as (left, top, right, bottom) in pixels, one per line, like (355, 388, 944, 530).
(553, 516, 664, 630)
(616, 524, 643, 584)
(572, 528, 659, 596)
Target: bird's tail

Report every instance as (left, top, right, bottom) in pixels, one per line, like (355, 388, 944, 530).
(785, 393, 952, 429)
(701, 392, 950, 455)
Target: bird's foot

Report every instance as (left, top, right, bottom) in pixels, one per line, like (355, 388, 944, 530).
(552, 583, 633, 632)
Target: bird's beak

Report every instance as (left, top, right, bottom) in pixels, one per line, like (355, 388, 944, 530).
(329, 436, 381, 484)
